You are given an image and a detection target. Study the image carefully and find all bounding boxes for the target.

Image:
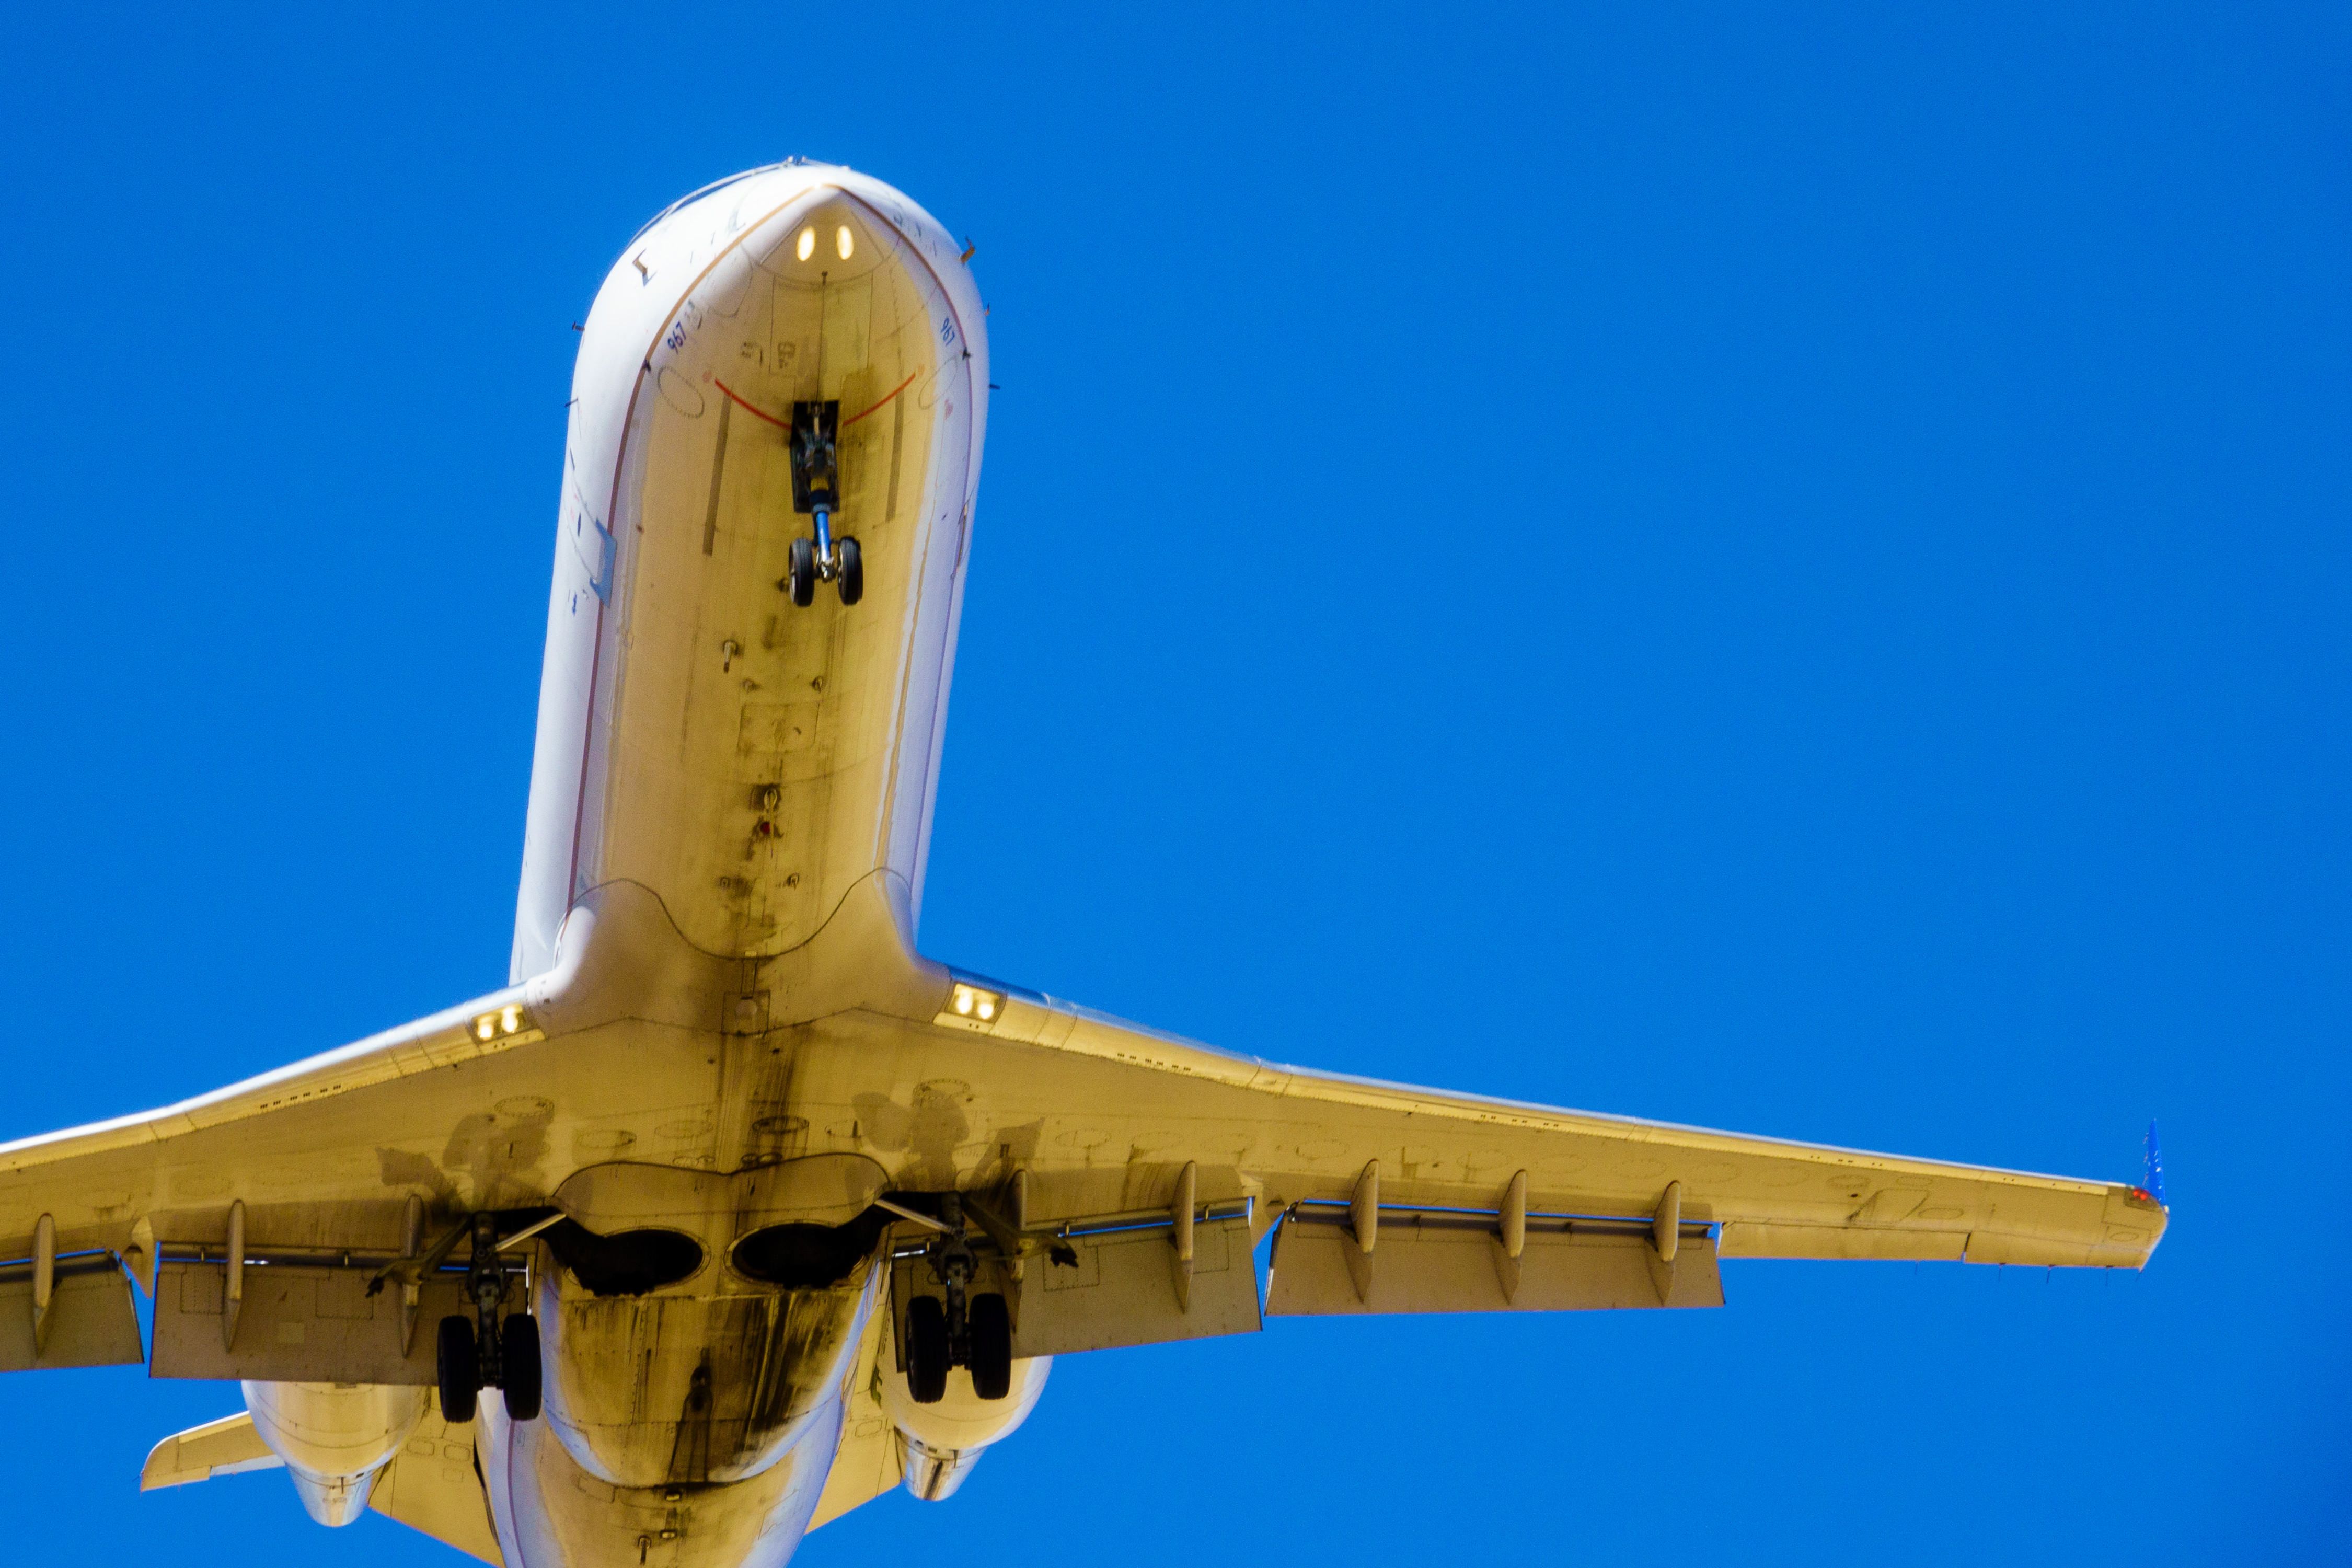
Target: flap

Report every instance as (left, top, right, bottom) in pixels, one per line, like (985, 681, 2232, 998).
(151, 1258, 512, 1385)
(0, 1253, 143, 1371)
(889, 1207, 1262, 1362)
(1266, 1207, 1723, 1315)
(1013, 1213, 1261, 1356)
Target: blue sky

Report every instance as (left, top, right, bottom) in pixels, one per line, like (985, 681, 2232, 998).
(2, 5, 2345, 1563)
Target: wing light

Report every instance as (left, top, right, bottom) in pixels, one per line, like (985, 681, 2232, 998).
(797, 226, 816, 262)
(471, 1005, 534, 1042)
(835, 224, 854, 260)
(936, 981, 1010, 1033)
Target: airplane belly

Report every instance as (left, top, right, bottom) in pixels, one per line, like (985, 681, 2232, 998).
(514, 167, 987, 978)
(537, 1259, 882, 1490)
(481, 1382, 844, 1568)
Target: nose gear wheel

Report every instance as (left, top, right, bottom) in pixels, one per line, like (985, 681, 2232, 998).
(777, 399, 863, 610)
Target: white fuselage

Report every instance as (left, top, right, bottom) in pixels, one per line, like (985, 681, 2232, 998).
(475, 162, 990, 1568)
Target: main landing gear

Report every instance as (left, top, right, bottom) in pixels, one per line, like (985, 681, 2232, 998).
(780, 399, 862, 608)
(436, 1212, 543, 1423)
(904, 1194, 1013, 1404)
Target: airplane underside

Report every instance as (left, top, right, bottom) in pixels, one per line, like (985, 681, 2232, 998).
(0, 162, 2165, 1568)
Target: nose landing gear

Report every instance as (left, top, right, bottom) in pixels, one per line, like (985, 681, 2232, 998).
(779, 400, 863, 608)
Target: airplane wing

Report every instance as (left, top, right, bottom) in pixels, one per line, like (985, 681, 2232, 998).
(0, 877, 843, 1314)
(0, 981, 554, 1282)
(796, 972, 2165, 1342)
(1020, 985, 2165, 1267)
(0, 881, 753, 1380)
(0, 880, 2162, 1381)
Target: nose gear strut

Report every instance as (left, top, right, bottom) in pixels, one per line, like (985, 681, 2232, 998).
(780, 400, 863, 608)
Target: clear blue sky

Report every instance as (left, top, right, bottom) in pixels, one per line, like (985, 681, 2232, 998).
(2, 5, 2344, 1563)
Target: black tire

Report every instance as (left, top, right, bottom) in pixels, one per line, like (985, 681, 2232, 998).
(967, 1292, 1012, 1401)
(500, 1313, 543, 1421)
(905, 1295, 949, 1405)
(787, 537, 815, 607)
(436, 1316, 478, 1423)
(837, 537, 863, 606)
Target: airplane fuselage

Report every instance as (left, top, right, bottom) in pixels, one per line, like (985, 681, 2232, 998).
(478, 162, 990, 1568)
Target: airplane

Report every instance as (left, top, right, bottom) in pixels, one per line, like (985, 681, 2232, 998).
(0, 160, 2166, 1568)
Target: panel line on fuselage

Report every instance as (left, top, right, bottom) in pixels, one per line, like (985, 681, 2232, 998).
(701, 396, 732, 557)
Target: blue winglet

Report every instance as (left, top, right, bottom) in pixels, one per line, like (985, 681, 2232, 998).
(2142, 1120, 2165, 1207)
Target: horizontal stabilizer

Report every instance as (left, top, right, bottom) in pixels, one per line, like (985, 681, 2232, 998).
(140, 1412, 284, 1491)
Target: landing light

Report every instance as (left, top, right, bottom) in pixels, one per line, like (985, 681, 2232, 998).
(950, 983, 1004, 1024)
(797, 226, 816, 262)
(835, 225, 854, 260)
(472, 1005, 534, 1043)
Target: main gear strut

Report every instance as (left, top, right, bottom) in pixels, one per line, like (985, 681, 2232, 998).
(397, 1210, 549, 1423)
(900, 1193, 1016, 1404)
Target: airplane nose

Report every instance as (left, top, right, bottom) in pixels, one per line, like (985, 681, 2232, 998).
(773, 195, 898, 282)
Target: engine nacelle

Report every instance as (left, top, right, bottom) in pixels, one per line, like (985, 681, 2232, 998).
(241, 1380, 426, 1526)
(879, 1352, 1051, 1501)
